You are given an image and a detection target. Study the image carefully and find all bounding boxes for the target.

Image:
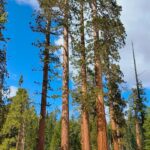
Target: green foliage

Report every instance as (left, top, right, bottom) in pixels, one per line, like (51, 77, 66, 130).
(129, 82, 147, 148)
(49, 119, 61, 150)
(24, 106, 38, 150)
(0, 0, 8, 138)
(0, 0, 7, 143)
(89, 115, 97, 150)
(131, 82, 147, 127)
(0, 88, 38, 149)
(123, 104, 136, 150)
(45, 111, 58, 150)
(143, 108, 150, 150)
(69, 117, 81, 150)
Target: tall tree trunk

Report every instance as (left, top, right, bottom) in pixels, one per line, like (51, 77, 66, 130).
(91, 1, 108, 150)
(37, 21, 50, 150)
(80, 2, 91, 150)
(135, 113, 142, 150)
(109, 102, 119, 150)
(61, 1, 69, 149)
(132, 43, 142, 150)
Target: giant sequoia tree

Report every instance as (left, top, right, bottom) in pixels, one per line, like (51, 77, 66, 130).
(60, 0, 70, 149)
(1, 0, 149, 150)
(91, 1, 108, 149)
(70, 0, 91, 149)
(101, 1, 126, 149)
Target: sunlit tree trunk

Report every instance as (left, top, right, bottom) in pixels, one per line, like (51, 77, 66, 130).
(37, 20, 51, 150)
(80, 2, 91, 150)
(61, 0, 69, 149)
(135, 113, 142, 150)
(91, 1, 108, 150)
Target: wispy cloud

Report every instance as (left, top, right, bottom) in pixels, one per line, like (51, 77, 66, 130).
(15, 0, 39, 9)
(117, 0, 150, 88)
(8, 86, 18, 98)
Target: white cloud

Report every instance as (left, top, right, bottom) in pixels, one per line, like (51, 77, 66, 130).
(55, 36, 63, 46)
(117, 0, 150, 88)
(15, 0, 39, 9)
(8, 86, 18, 98)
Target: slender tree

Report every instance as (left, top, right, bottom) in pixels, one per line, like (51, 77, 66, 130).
(123, 99, 136, 150)
(31, 1, 60, 149)
(132, 43, 146, 150)
(132, 43, 141, 150)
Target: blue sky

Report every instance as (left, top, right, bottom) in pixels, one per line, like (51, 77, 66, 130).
(5, 1, 62, 113)
(4, 0, 150, 114)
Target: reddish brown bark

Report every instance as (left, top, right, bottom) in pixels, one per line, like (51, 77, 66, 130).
(109, 102, 119, 150)
(81, 111, 91, 150)
(80, 2, 91, 150)
(135, 116, 142, 150)
(61, 1, 69, 149)
(91, 1, 108, 150)
(37, 21, 50, 150)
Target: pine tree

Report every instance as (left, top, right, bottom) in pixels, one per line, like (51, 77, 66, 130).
(101, 1, 126, 149)
(31, 1, 60, 149)
(123, 100, 136, 150)
(0, 0, 7, 90)
(132, 43, 146, 150)
(0, 0, 8, 142)
(130, 83, 146, 150)
(0, 88, 36, 149)
(43, 110, 61, 150)
(69, 117, 81, 150)
(45, 112, 57, 150)
(24, 106, 38, 150)
(49, 120, 61, 150)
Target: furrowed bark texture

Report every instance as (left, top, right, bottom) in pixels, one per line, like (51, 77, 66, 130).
(37, 21, 50, 150)
(61, 0, 69, 149)
(135, 114, 142, 150)
(80, 2, 91, 150)
(91, 1, 108, 150)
